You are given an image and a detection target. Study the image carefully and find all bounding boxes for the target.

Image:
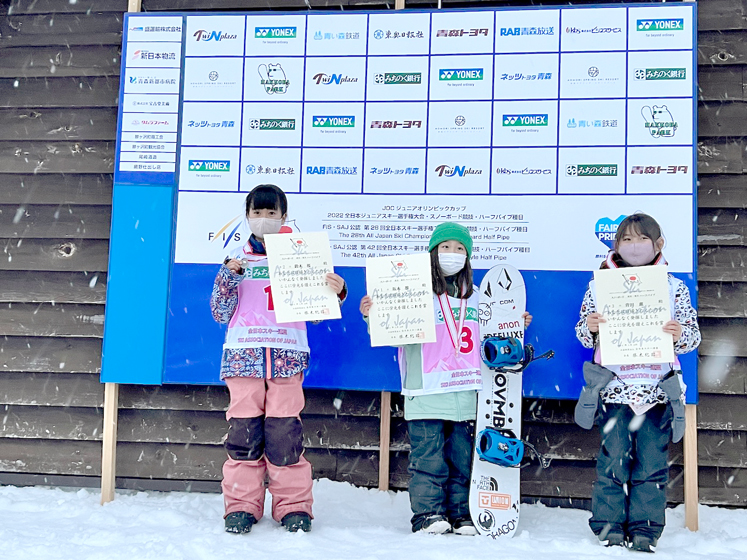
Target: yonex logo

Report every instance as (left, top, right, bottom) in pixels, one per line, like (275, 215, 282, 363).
(312, 116, 355, 127)
(188, 160, 231, 172)
(502, 114, 548, 127)
(636, 19, 684, 31)
(255, 27, 297, 38)
(439, 68, 483, 81)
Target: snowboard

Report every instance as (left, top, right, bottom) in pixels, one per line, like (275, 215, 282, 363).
(469, 264, 526, 539)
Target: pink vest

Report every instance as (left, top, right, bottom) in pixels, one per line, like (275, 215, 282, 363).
(224, 248, 309, 354)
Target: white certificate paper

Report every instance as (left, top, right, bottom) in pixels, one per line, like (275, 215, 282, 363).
(264, 231, 342, 324)
(365, 253, 436, 347)
(594, 265, 674, 366)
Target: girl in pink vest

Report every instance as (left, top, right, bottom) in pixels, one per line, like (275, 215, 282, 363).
(211, 184, 347, 535)
(575, 213, 700, 552)
(361, 222, 531, 535)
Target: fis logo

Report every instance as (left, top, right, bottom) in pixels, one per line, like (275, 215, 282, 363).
(193, 30, 238, 41)
(439, 68, 483, 81)
(255, 27, 297, 38)
(637, 19, 684, 32)
(502, 114, 548, 127)
(434, 165, 483, 177)
(189, 160, 231, 172)
(208, 215, 242, 249)
(312, 116, 355, 128)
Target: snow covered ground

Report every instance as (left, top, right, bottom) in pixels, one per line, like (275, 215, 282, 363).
(1, 479, 746, 560)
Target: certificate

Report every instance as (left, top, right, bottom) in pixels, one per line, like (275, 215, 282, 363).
(264, 231, 341, 324)
(365, 253, 436, 347)
(594, 266, 674, 366)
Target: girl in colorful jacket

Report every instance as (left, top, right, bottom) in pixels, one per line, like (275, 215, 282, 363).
(211, 184, 347, 535)
(360, 222, 531, 535)
(574, 212, 700, 553)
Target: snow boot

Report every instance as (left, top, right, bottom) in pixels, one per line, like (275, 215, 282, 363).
(414, 514, 451, 534)
(225, 512, 256, 534)
(451, 516, 477, 536)
(629, 534, 657, 553)
(599, 531, 626, 547)
(281, 512, 312, 533)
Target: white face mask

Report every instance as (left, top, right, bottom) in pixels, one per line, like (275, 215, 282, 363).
(249, 217, 283, 239)
(438, 253, 467, 276)
(617, 242, 657, 266)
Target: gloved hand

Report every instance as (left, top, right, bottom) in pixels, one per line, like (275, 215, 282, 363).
(574, 362, 614, 429)
(658, 372, 686, 443)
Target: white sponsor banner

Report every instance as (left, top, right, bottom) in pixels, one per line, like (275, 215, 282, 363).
(301, 148, 363, 193)
(121, 131, 177, 143)
(120, 142, 177, 153)
(242, 102, 303, 147)
(240, 147, 301, 193)
(121, 112, 179, 132)
(367, 13, 430, 56)
(184, 15, 245, 57)
(183, 57, 243, 101)
(491, 148, 557, 194)
(303, 104, 365, 148)
(559, 99, 626, 146)
(178, 147, 240, 192)
(628, 6, 693, 51)
(560, 8, 627, 52)
(626, 146, 693, 195)
(124, 42, 182, 68)
(123, 68, 180, 94)
(244, 57, 304, 102)
(125, 16, 183, 43)
(246, 15, 306, 56)
(560, 51, 626, 99)
(494, 53, 559, 100)
(627, 97, 693, 146)
(119, 161, 176, 173)
(429, 102, 490, 148)
(628, 50, 692, 98)
(365, 102, 427, 148)
(122, 94, 180, 113)
(365, 56, 429, 102)
(558, 147, 626, 194)
(494, 10, 560, 53)
(429, 56, 493, 101)
(306, 14, 368, 56)
(173, 191, 694, 273)
(304, 57, 366, 102)
(430, 11, 495, 55)
(120, 151, 176, 163)
(493, 100, 558, 148)
(363, 148, 426, 194)
(181, 102, 241, 147)
(426, 149, 491, 194)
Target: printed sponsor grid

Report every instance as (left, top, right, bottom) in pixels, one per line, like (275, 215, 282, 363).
(116, 5, 695, 200)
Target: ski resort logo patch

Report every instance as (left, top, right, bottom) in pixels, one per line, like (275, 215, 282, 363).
(595, 215, 625, 249)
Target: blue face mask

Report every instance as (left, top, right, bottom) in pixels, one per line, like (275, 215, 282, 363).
(438, 253, 467, 275)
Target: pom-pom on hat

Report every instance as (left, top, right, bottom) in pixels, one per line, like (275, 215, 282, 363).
(428, 222, 473, 258)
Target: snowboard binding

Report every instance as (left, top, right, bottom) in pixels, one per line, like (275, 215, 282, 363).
(476, 427, 552, 469)
(481, 336, 555, 373)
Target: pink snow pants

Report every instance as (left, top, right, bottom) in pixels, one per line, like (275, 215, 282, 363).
(222, 375, 313, 522)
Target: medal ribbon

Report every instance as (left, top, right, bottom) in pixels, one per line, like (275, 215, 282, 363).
(437, 291, 467, 357)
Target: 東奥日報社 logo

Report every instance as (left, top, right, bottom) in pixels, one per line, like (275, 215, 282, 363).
(502, 114, 548, 127)
(374, 72, 422, 85)
(439, 68, 483, 81)
(189, 160, 231, 172)
(312, 116, 355, 128)
(434, 164, 483, 177)
(193, 30, 238, 41)
(255, 26, 297, 38)
(374, 29, 425, 40)
(311, 73, 359, 85)
(634, 68, 686, 80)
(637, 19, 684, 32)
(566, 164, 618, 177)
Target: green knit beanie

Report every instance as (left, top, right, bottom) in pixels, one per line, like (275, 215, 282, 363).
(428, 222, 473, 258)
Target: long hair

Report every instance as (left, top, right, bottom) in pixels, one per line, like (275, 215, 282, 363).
(430, 248, 474, 299)
(613, 213, 662, 252)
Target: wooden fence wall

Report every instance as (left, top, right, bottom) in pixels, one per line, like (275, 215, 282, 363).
(0, 0, 745, 506)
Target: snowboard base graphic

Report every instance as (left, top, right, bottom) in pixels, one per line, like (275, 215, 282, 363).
(469, 265, 526, 539)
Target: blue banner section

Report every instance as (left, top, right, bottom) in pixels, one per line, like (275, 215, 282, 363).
(164, 265, 697, 402)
